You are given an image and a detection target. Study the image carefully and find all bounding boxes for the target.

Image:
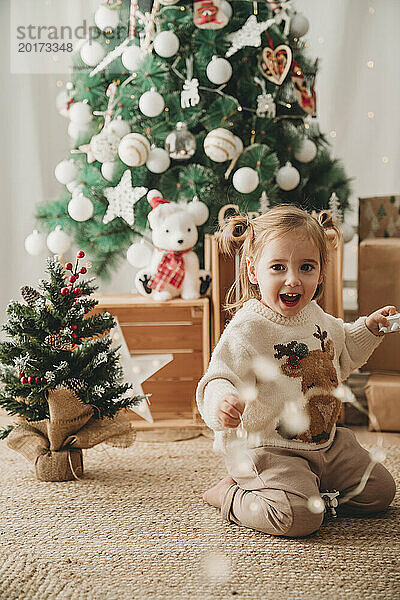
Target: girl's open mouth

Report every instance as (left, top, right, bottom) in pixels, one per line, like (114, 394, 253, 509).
(280, 293, 301, 307)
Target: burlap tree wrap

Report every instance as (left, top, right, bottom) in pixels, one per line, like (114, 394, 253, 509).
(6, 388, 136, 482)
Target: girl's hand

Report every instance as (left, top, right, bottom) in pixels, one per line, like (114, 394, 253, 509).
(217, 394, 245, 428)
(365, 305, 398, 336)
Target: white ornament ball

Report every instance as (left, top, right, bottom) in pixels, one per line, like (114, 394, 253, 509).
(220, 0, 232, 18)
(68, 121, 85, 140)
(118, 133, 150, 167)
(290, 13, 310, 38)
(340, 222, 355, 244)
(233, 167, 259, 194)
(54, 160, 78, 185)
(46, 226, 71, 255)
(146, 148, 170, 173)
(204, 128, 237, 162)
(276, 162, 300, 191)
(24, 230, 46, 256)
(147, 189, 162, 202)
(90, 131, 120, 163)
(101, 160, 120, 182)
(234, 136, 244, 154)
(94, 5, 119, 31)
(139, 89, 165, 118)
(127, 240, 153, 268)
(68, 193, 94, 222)
(206, 57, 232, 85)
(294, 139, 317, 163)
(80, 41, 106, 67)
(189, 197, 209, 224)
(106, 119, 131, 139)
(153, 31, 180, 58)
(121, 44, 144, 71)
(68, 102, 92, 125)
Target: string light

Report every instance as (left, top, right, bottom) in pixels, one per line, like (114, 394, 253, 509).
(369, 7, 375, 14)
(330, 130, 337, 138)
(367, 60, 374, 68)
(237, 106, 243, 112)
(368, 111, 374, 118)
(56, 80, 63, 87)
(382, 156, 389, 163)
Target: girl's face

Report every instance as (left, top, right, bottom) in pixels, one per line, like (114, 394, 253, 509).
(246, 231, 323, 317)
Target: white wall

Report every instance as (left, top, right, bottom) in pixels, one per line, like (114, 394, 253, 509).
(2, 0, 399, 321)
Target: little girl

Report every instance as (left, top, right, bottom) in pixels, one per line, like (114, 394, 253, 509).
(196, 204, 397, 538)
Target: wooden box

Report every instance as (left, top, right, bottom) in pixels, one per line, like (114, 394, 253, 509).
(93, 295, 210, 430)
(365, 373, 400, 432)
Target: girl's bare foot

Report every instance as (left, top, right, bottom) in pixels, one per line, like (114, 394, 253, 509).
(203, 476, 236, 508)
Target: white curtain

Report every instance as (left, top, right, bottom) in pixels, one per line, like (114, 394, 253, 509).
(1, 0, 399, 321)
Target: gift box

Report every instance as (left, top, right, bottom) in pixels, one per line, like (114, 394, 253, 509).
(358, 238, 400, 372)
(359, 195, 400, 242)
(365, 373, 400, 432)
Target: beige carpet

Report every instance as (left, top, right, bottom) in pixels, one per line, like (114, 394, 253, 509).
(0, 429, 399, 600)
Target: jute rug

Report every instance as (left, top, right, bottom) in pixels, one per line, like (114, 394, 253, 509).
(0, 429, 399, 600)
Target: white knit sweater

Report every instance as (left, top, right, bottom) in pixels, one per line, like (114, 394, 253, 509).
(196, 299, 382, 454)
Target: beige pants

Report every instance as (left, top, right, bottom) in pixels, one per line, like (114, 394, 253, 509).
(221, 427, 396, 538)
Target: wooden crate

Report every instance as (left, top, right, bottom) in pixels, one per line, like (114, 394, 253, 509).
(93, 295, 210, 430)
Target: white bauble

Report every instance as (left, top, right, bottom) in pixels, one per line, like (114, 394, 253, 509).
(94, 5, 119, 31)
(233, 167, 259, 194)
(220, 0, 232, 18)
(294, 139, 317, 163)
(66, 181, 81, 193)
(127, 240, 153, 268)
(340, 222, 355, 244)
(289, 13, 310, 38)
(101, 160, 120, 182)
(147, 189, 162, 202)
(80, 41, 106, 67)
(68, 193, 94, 222)
(54, 159, 78, 185)
(146, 148, 170, 173)
(24, 230, 46, 256)
(276, 162, 300, 191)
(90, 131, 120, 163)
(234, 136, 244, 154)
(121, 44, 144, 71)
(46, 226, 71, 255)
(68, 121, 85, 140)
(153, 31, 180, 58)
(206, 57, 232, 85)
(204, 128, 237, 162)
(68, 101, 92, 124)
(118, 133, 150, 167)
(139, 89, 165, 117)
(106, 119, 131, 139)
(189, 196, 209, 224)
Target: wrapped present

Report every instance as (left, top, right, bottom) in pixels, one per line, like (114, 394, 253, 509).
(365, 373, 400, 432)
(358, 238, 400, 372)
(359, 195, 400, 242)
(7, 388, 136, 481)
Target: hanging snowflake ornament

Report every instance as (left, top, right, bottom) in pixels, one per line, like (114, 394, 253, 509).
(103, 169, 147, 227)
(225, 15, 275, 57)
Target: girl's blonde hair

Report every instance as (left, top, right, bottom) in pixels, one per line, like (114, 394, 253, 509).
(218, 204, 341, 313)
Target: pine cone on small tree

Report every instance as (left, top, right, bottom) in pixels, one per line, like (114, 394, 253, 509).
(20, 285, 44, 306)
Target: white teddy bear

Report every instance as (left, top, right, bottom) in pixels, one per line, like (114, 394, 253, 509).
(134, 195, 211, 302)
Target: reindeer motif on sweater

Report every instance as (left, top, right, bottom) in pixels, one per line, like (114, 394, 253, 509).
(273, 324, 342, 444)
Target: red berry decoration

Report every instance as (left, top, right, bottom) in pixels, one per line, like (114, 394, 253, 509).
(287, 355, 300, 369)
(21, 377, 28, 384)
(69, 275, 77, 283)
(74, 288, 82, 296)
(65, 262, 73, 271)
(40, 377, 45, 383)
(72, 332, 78, 339)
(28, 376, 34, 384)
(77, 251, 85, 259)
(80, 267, 87, 274)
(35, 377, 41, 384)
(18, 371, 24, 378)
(61, 287, 69, 295)
(70, 324, 78, 330)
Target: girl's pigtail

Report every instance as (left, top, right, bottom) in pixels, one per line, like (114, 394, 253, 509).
(217, 215, 251, 256)
(318, 210, 342, 249)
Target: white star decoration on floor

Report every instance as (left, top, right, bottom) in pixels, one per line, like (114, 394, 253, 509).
(225, 15, 275, 57)
(103, 170, 147, 227)
(110, 319, 173, 423)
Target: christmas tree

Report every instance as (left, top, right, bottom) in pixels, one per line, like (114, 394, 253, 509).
(0, 252, 142, 440)
(34, 0, 351, 279)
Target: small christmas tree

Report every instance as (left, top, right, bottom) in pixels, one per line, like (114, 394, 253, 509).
(0, 252, 144, 481)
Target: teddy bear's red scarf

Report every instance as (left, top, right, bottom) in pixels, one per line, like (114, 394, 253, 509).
(149, 248, 191, 292)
